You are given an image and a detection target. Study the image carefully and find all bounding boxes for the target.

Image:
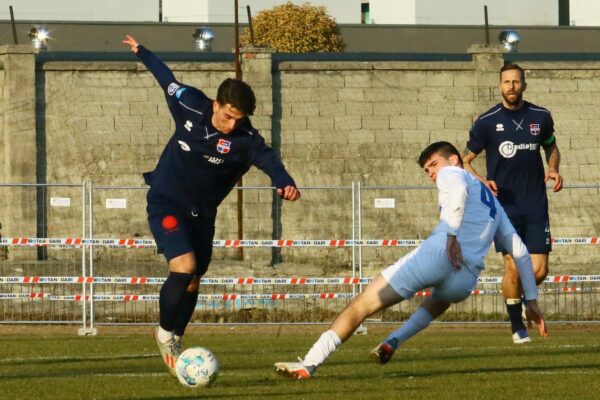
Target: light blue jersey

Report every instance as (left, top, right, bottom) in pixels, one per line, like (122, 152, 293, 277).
(382, 166, 537, 303)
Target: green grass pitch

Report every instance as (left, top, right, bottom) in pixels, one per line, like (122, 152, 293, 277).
(1, 324, 599, 399)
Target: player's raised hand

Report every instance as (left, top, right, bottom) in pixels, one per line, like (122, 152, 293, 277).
(122, 35, 140, 54)
(545, 170, 563, 192)
(525, 299, 548, 337)
(277, 185, 300, 201)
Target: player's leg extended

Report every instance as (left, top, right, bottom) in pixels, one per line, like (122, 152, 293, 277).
(172, 218, 214, 341)
(275, 275, 403, 378)
(372, 298, 450, 365)
(502, 254, 530, 343)
(155, 252, 196, 375)
(160, 252, 197, 334)
(329, 274, 403, 341)
(173, 275, 200, 342)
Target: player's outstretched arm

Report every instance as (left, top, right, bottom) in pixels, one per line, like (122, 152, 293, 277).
(277, 185, 300, 201)
(121, 34, 177, 92)
(524, 299, 548, 337)
(122, 35, 140, 54)
(462, 150, 498, 195)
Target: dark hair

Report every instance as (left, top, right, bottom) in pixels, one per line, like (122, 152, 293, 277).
(216, 78, 256, 115)
(500, 63, 525, 82)
(418, 141, 462, 167)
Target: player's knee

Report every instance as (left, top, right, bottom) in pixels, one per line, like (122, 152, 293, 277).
(347, 297, 379, 319)
(169, 252, 197, 274)
(503, 268, 520, 285)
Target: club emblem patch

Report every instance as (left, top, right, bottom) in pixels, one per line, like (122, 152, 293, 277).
(529, 123, 540, 136)
(167, 82, 180, 96)
(216, 139, 231, 154)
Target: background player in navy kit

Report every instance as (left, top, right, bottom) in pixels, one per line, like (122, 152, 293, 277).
(122, 35, 300, 376)
(463, 63, 562, 343)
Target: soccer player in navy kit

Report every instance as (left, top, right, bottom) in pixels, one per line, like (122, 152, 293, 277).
(463, 64, 562, 344)
(122, 35, 300, 376)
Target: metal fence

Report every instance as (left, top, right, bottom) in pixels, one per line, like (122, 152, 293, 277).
(0, 182, 599, 333)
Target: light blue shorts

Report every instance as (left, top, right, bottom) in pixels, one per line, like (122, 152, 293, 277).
(381, 241, 479, 303)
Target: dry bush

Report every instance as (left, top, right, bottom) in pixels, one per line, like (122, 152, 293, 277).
(241, 2, 345, 52)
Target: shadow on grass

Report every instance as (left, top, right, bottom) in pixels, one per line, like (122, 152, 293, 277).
(0, 352, 158, 366)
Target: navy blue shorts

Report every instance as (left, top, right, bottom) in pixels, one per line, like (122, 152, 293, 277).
(495, 214, 551, 254)
(147, 193, 215, 276)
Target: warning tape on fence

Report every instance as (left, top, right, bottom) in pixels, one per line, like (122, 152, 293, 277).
(1, 237, 600, 248)
(0, 293, 354, 301)
(1, 274, 600, 285)
(1, 287, 598, 302)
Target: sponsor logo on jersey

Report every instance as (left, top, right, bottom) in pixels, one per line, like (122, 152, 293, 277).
(498, 141, 539, 158)
(216, 138, 231, 154)
(161, 215, 179, 233)
(178, 140, 191, 151)
(167, 82, 180, 96)
(204, 155, 224, 165)
(496, 123, 504, 132)
(184, 120, 193, 131)
(529, 123, 540, 136)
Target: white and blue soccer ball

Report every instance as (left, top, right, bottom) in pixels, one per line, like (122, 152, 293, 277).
(175, 347, 219, 388)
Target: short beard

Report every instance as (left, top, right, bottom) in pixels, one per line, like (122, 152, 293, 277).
(502, 92, 523, 108)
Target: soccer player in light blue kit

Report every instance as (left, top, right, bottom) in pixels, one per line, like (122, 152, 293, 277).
(274, 142, 547, 378)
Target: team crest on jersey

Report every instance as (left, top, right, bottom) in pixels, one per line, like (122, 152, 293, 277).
(529, 123, 540, 136)
(496, 123, 504, 132)
(216, 139, 231, 154)
(167, 82, 180, 96)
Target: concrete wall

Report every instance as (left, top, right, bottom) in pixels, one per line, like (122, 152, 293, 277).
(0, 44, 599, 276)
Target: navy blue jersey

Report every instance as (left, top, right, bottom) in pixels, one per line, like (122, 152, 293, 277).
(136, 45, 296, 218)
(467, 101, 556, 219)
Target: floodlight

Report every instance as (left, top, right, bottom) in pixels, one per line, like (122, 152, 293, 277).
(193, 27, 215, 51)
(28, 26, 49, 50)
(498, 30, 520, 53)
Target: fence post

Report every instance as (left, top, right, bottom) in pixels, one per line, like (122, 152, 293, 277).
(78, 180, 96, 336)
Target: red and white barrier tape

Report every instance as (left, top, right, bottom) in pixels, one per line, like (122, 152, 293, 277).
(1, 287, 597, 302)
(0, 293, 354, 301)
(1, 275, 599, 285)
(2, 237, 600, 248)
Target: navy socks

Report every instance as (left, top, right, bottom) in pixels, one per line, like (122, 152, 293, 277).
(506, 298, 526, 333)
(159, 272, 194, 331)
(174, 291, 199, 337)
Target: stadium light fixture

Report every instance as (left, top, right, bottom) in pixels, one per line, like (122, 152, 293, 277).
(28, 26, 49, 50)
(498, 29, 520, 53)
(193, 27, 215, 52)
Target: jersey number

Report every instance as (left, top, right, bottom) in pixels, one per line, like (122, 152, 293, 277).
(479, 182, 497, 219)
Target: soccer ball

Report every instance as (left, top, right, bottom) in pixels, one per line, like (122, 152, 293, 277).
(175, 347, 219, 388)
